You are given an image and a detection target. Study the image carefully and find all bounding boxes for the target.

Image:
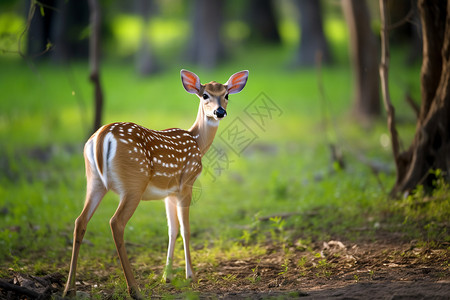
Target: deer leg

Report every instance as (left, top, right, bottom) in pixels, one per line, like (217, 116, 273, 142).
(110, 193, 142, 300)
(63, 176, 106, 297)
(163, 195, 179, 283)
(176, 192, 194, 280)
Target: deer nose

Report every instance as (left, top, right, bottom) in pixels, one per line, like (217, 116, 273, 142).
(214, 107, 227, 118)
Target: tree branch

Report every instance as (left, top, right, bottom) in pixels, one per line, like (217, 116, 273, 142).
(0, 279, 40, 299)
(388, 7, 415, 31)
(405, 92, 420, 118)
(379, 0, 403, 194)
(88, 0, 104, 134)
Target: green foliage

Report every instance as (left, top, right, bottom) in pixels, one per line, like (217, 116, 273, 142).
(392, 169, 450, 243)
(248, 265, 261, 284)
(269, 216, 287, 244)
(0, 12, 24, 55)
(278, 258, 289, 276)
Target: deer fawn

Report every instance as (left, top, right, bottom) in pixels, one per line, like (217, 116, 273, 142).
(63, 69, 248, 299)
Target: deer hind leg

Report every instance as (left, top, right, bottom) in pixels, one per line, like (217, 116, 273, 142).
(163, 195, 179, 283)
(63, 170, 107, 297)
(110, 192, 143, 299)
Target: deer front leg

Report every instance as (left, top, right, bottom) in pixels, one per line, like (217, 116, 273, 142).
(110, 193, 143, 300)
(176, 193, 194, 280)
(163, 195, 179, 283)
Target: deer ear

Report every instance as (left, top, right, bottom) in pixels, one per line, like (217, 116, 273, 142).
(226, 70, 249, 94)
(181, 69, 201, 94)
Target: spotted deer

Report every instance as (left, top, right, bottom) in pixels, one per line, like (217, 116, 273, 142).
(63, 69, 249, 299)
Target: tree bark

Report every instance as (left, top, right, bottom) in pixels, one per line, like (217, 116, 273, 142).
(387, 0, 422, 64)
(342, 0, 381, 120)
(417, 0, 446, 123)
(187, 0, 225, 69)
(247, 0, 281, 44)
(389, 0, 450, 196)
(88, 0, 104, 134)
(135, 0, 159, 76)
(380, 0, 401, 177)
(294, 0, 333, 66)
(26, 0, 56, 58)
(51, 0, 89, 62)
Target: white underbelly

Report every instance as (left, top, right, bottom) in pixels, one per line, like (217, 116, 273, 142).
(141, 184, 178, 200)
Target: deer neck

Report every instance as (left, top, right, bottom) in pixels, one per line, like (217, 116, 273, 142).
(189, 103, 219, 156)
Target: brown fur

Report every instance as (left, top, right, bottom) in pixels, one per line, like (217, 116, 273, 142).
(90, 122, 202, 197)
(204, 81, 227, 95)
(64, 69, 248, 300)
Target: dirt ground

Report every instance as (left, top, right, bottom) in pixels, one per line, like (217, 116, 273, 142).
(1, 236, 449, 299)
(194, 240, 450, 299)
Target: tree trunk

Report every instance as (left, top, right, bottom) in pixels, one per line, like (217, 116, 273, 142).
(387, 0, 422, 64)
(26, 0, 56, 58)
(390, 0, 450, 196)
(187, 0, 225, 69)
(247, 0, 281, 44)
(342, 0, 381, 121)
(51, 0, 89, 62)
(88, 0, 104, 134)
(294, 0, 333, 66)
(135, 0, 159, 76)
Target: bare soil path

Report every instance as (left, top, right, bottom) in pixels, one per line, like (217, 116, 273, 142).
(193, 240, 450, 299)
(1, 237, 449, 299)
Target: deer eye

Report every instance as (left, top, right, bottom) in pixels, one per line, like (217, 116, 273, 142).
(202, 94, 209, 100)
(225, 94, 229, 100)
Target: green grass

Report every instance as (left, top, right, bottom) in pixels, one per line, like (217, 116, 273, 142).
(0, 44, 447, 297)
